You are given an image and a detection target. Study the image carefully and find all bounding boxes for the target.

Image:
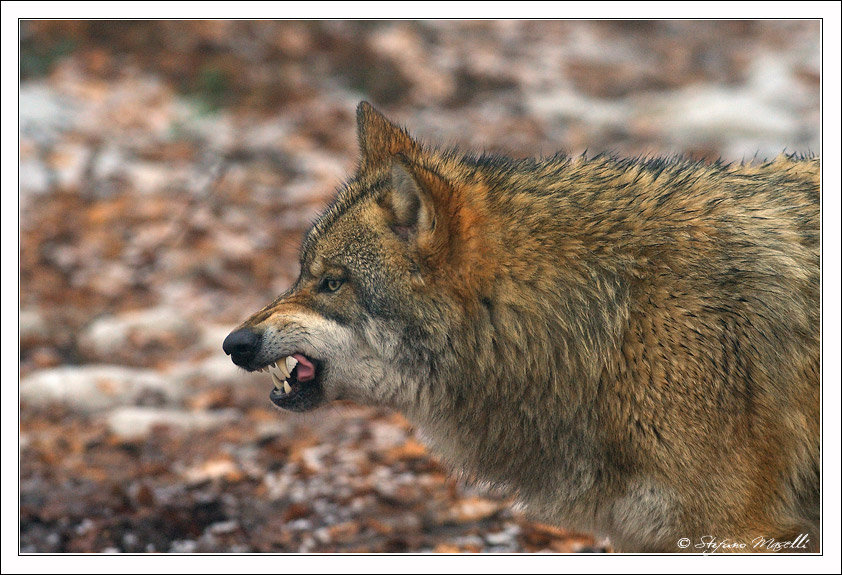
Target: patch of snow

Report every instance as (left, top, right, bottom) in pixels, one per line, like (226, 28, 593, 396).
(21, 365, 182, 410)
(106, 406, 238, 439)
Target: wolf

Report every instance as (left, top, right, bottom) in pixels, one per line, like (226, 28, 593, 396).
(223, 102, 820, 552)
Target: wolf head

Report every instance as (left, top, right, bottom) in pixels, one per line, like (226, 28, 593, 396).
(223, 102, 491, 413)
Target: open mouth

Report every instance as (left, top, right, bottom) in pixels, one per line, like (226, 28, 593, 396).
(256, 353, 324, 412)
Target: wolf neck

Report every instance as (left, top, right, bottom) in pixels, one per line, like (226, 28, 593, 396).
(398, 272, 625, 519)
(392, 158, 633, 518)
(399, 295, 612, 521)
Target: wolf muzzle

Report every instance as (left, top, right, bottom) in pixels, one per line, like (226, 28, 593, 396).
(222, 327, 261, 368)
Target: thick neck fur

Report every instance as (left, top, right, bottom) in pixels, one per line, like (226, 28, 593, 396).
(388, 156, 634, 527)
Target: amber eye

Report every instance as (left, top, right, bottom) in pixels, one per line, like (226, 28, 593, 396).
(320, 278, 344, 293)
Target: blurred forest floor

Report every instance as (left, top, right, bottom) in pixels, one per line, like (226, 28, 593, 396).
(19, 20, 820, 553)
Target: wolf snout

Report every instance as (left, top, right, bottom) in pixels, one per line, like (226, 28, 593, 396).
(222, 327, 260, 367)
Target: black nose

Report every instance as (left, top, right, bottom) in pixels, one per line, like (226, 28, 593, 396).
(222, 328, 260, 367)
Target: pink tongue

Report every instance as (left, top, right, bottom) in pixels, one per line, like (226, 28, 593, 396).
(292, 353, 316, 382)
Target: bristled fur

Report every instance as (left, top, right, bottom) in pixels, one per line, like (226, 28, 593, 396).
(229, 102, 820, 552)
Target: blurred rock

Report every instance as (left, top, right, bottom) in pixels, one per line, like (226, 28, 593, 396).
(107, 406, 238, 440)
(79, 306, 199, 363)
(19, 156, 51, 197)
(206, 520, 239, 535)
(19, 82, 76, 137)
(20, 308, 51, 347)
(21, 365, 181, 411)
(125, 162, 182, 195)
(648, 86, 797, 143)
(91, 143, 126, 182)
(170, 353, 241, 387)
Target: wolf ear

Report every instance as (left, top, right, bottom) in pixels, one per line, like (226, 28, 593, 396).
(381, 159, 437, 241)
(356, 101, 416, 171)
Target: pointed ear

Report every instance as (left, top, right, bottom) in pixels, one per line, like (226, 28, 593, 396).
(380, 159, 437, 241)
(356, 101, 416, 171)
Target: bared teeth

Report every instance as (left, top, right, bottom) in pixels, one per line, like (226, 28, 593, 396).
(264, 356, 301, 395)
(271, 371, 283, 390)
(277, 359, 290, 379)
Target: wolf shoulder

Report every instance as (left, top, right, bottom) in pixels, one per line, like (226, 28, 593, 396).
(469, 153, 820, 273)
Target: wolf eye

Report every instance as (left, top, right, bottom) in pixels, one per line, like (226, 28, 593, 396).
(320, 278, 344, 293)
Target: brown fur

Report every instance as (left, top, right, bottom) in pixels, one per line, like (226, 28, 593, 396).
(226, 103, 820, 552)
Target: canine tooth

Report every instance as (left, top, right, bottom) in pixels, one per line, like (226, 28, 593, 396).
(285, 356, 298, 373)
(271, 371, 283, 389)
(283, 380, 292, 394)
(277, 358, 290, 379)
